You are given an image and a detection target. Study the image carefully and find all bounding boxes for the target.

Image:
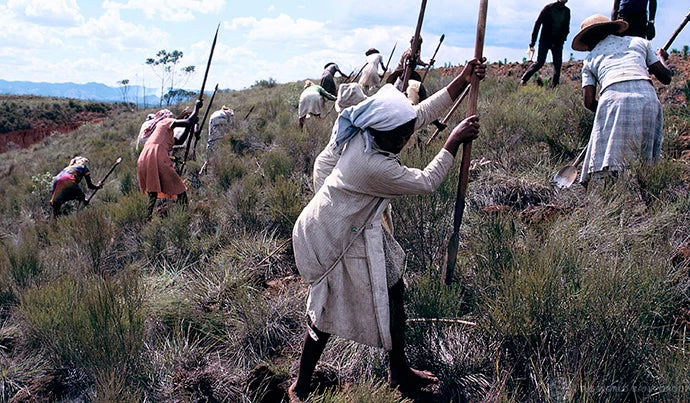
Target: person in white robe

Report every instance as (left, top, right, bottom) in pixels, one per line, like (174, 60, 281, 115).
(289, 57, 486, 401)
(358, 48, 386, 95)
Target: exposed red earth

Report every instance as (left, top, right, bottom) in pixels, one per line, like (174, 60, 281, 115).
(1, 54, 688, 154)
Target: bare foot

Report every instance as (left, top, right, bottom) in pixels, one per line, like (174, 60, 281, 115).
(288, 382, 308, 403)
(389, 367, 439, 390)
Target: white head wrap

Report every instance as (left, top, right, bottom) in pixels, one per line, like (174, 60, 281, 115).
(335, 83, 367, 113)
(142, 109, 174, 139)
(332, 84, 416, 153)
(69, 156, 89, 167)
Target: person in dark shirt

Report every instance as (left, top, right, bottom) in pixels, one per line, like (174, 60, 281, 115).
(612, 0, 656, 39)
(320, 63, 346, 96)
(520, 0, 570, 87)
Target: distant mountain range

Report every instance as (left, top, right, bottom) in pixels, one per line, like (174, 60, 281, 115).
(0, 79, 160, 106)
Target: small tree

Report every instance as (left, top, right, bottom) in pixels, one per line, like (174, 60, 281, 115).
(146, 50, 195, 106)
(117, 79, 130, 104)
(163, 89, 196, 106)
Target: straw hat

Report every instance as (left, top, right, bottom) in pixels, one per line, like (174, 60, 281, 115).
(572, 14, 628, 51)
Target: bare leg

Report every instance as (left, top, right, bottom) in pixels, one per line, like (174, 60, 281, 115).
(388, 280, 439, 389)
(147, 192, 157, 218)
(289, 323, 330, 402)
(176, 191, 188, 209)
(298, 116, 306, 130)
(51, 202, 62, 218)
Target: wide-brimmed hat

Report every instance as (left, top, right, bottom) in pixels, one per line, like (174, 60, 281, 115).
(365, 48, 380, 56)
(572, 14, 628, 51)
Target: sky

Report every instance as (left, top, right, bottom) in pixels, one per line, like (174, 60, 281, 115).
(1, 0, 689, 97)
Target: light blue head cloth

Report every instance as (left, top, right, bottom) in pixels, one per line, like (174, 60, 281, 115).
(331, 84, 416, 153)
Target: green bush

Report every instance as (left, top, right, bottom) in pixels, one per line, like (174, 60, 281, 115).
(19, 273, 145, 396)
(1, 227, 43, 289)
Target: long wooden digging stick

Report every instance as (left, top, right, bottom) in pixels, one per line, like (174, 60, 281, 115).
(425, 84, 471, 145)
(442, 0, 488, 286)
(663, 13, 690, 52)
(86, 157, 122, 204)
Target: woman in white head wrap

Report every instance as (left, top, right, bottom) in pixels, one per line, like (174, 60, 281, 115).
(290, 78, 482, 400)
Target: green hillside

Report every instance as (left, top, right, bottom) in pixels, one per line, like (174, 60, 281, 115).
(0, 69, 689, 402)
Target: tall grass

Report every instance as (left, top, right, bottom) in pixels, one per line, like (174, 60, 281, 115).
(0, 68, 688, 400)
(19, 272, 146, 398)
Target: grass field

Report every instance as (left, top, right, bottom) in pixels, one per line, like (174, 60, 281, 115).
(0, 62, 689, 402)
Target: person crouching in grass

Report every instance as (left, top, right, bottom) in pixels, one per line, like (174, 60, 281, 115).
(50, 156, 101, 217)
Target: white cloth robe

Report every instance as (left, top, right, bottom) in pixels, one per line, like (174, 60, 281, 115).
(293, 88, 456, 350)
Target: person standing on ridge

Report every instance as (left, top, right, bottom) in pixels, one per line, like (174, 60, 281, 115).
(612, 0, 656, 39)
(520, 0, 570, 87)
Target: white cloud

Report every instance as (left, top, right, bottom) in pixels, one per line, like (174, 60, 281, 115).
(103, 0, 225, 22)
(228, 14, 325, 41)
(64, 8, 168, 52)
(7, 0, 84, 26)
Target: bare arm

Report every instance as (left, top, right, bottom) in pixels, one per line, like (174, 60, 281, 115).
(170, 100, 202, 145)
(648, 0, 656, 21)
(583, 85, 597, 113)
(612, 0, 621, 20)
(84, 173, 100, 190)
(443, 115, 480, 157)
(446, 58, 486, 100)
(649, 50, 673, 85)
(530, 8, 545, 47)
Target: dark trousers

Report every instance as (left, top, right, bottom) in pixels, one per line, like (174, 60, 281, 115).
(620, 11, 648, 39)
(521, 40, 564, 87)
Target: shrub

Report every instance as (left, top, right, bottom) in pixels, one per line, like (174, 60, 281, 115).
(19, 273, 145, 397)
(265, 175, 303, 236)
(1, 227, 43, 290)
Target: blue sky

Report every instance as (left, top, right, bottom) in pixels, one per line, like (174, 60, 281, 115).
(1, 0, 688, 94)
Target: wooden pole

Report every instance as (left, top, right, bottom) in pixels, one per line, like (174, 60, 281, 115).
(401, 0, 428, 92)
(663, 13, 690, 51)
(442, 0, 488, 285)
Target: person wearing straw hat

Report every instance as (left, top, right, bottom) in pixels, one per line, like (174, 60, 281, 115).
(612, 0, 656, 39)
(520, 0, 570, 88)
(572, 14, 673, 186)
(289, 58, 486, 402)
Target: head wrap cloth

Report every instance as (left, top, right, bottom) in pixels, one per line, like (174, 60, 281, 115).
(332, 84, 416, 153)
(143, 109, 175, 139)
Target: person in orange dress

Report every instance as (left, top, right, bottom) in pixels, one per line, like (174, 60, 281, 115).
(137, 100, 201, 216)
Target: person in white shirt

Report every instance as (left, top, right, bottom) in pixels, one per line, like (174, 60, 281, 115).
(358, 48, 386, 95)
(572, 14, 672, 186)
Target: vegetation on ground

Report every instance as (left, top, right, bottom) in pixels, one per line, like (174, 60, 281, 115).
(0, 62, 689, 402)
